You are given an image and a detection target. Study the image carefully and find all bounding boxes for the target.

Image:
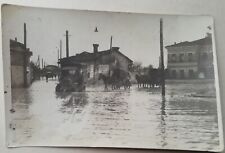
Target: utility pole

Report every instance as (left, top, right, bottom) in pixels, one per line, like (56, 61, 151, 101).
(23, 23, 27, 87)
(110, 36, 113, 51)
(63, 31, 71, 58)
(65, 30, 70, 58)
(24, 23, 27, 48)
(41, 58, 44, 69)
(160, 18, 165, 96)
(37, 55, 40, 79)
(57, 48, 59, 67)
(60, 40, 62, 59)
(37, 55, 40, 68)
(93, 26, 99, 84)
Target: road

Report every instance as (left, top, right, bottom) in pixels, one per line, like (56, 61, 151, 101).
(9, 79, 220, 151)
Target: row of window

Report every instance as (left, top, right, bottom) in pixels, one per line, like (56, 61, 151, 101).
(170, 69, 195, 79)
(168, 53, 194, 63)
(168, 52, 211, 63)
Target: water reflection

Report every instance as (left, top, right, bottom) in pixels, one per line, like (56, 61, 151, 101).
(55, 91, 71, 99)
(11, 87, 34, 142)
(88, 91, 131, 139)
(58, 92, 88, 114)
(9, 80, 220, 151)
(159, 96, 167, 147)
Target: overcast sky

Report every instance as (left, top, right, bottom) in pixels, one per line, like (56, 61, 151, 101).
(2, 5, 213, 67)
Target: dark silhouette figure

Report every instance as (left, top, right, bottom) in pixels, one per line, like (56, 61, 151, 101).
(98, 69, 131, 90)
(135, 68, 161, 88)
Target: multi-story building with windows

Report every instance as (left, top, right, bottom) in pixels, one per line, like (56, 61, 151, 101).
(166, 35, 214, 79)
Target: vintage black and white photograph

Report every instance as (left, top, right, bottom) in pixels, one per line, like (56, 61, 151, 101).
(2, 5, 223, 152)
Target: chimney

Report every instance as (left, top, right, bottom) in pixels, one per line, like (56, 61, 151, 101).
(24, 23, 27, 48)
(93, 44, 99, 53)
(112, 47, 119, 52)
(15, 37, 17, 42)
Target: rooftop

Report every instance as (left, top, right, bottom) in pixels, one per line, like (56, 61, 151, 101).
(10, 39, 26, 49)
(166, 36, 212, 48)
(10, 39, 32, 55)
(59, 47, 132, 65)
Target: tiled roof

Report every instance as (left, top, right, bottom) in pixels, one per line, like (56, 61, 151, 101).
(166, 36, 212, 48)
(60, 50, 110, 63)
(59, 47, 132, 65)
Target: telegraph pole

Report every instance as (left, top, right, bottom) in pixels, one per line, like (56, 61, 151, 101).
(23, 23, 27, 87)
(65, 30, 70, 58)
(41, 58, 44, 69)
(63, 31, 71, 58)
(110, 36, 113, 51)
(160, 18, 165, 96)
(24, 23, 27, 48)
(93, 26, 99, 83)
(37, 55, 40, 68)
(57, 48, 60, 67)
(60, 40, 62, 59)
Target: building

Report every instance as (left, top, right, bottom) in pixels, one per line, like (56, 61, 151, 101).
(166, 35, 214, 79)
(10, 39, 33, 87)
(42, 65, 59, 77)
(59, 44, 133, 81)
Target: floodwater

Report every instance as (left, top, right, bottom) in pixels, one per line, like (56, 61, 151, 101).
(9, 79, 221, 151)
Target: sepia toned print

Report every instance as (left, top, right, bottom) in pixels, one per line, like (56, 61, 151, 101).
(2, 5, 223, 152)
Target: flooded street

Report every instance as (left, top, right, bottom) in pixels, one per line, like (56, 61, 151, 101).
(9, 79, 219, 151)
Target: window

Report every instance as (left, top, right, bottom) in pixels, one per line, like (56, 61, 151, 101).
(168, 54, 171, 62)
(180, 70, 185, 79)
(179, 54, 184, 62)
(171, 70, 177, 78)
(189, 69, 194, 78)
(172, 54, 177, 62)
(188, 53, 193, 62)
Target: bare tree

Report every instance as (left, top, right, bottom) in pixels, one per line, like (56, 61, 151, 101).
(132, 61, 142, 73)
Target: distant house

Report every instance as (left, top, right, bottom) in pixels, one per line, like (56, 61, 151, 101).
(59, 44, 133, 81)
(44, 65, 59, 74)
(10, 39, 33, 87)
(41, 65, 59, 79)
(166, 35, 214, 79)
